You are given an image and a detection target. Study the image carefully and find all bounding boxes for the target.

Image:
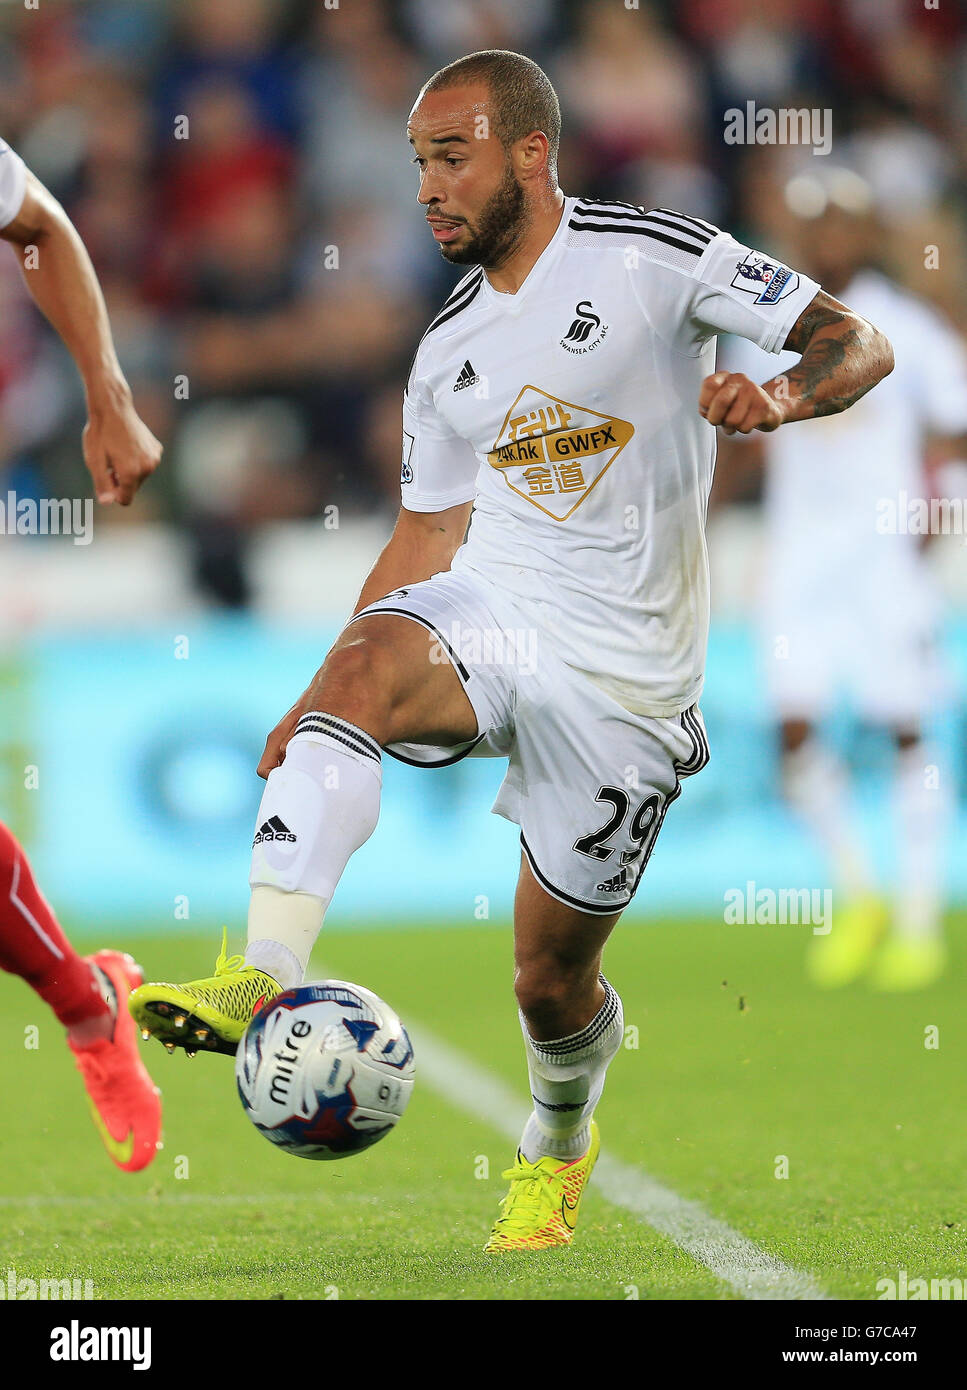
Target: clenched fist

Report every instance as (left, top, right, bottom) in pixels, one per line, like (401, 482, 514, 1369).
(699, 371, 785, 436)
(83, 390, 162, 505)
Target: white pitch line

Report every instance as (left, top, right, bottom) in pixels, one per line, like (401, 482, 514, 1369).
(409, 1021, 827, 1301)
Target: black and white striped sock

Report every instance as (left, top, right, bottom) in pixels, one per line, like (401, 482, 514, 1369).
(291, 713, 382, 768)
(519, 976, 624, 1162)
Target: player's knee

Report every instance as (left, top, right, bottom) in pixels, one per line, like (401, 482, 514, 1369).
(310, 639, 399, 740)
(514, 959, 596, 1033)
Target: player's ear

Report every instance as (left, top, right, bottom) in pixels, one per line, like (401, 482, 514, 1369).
(515, 130, 549, 181)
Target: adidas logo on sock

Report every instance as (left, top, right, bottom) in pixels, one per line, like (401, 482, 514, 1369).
(253, 815, 297, 847)
(452, 359, 479, 392)
(596, 867, 628, 894)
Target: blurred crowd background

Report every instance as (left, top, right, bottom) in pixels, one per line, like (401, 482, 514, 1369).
(1, 0, 966, 607)
(1, 0, 966, 927)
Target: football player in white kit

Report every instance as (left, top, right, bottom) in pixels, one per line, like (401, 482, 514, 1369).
(720, 169, 967, 993)
(132, 53, 894, 1250)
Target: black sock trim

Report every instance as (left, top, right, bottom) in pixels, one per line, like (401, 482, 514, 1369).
(293, 713, 382, 765)
(528, 977, 621, 1060)
(532, 1094, 588, 1112)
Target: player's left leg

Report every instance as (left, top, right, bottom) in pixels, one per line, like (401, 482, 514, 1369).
(483, 859, 622, 1253)
(0, 822, 161, 1170)
(514, 857, 622, 1157)
(482, 676, 709, 1252)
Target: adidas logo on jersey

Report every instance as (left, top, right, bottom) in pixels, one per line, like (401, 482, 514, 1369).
(453, 359, 479, 392)
(253, 816, 297, 846)
(596, 867, 629, 894)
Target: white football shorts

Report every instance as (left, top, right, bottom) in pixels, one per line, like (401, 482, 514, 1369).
(350, 569, 709, 915)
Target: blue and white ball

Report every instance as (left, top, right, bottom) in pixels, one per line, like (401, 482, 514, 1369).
(235, 981, 415, 1160)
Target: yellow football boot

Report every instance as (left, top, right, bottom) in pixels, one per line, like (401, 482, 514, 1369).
(484, 1121, 600, 1252)
(805, 894, 889, 988)
(870, 936, 947, 992)
(128, 929, 280, 1057)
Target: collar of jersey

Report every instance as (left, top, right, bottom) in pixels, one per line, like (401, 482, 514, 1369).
(479, 195, 576, 314)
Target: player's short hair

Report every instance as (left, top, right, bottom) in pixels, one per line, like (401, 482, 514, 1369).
(421, 50, 561, 181)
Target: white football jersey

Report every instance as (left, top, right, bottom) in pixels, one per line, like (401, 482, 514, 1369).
(724, 269, 967, 616)
(402, 196, 819, 716)
(0, 138, 26, 229)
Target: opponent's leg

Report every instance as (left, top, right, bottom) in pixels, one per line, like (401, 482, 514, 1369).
(131, 613, 478, 1054)
(0, 822, 161, 1170)
(485, 857, 623, 1252)
(0, 821, 112, 1030)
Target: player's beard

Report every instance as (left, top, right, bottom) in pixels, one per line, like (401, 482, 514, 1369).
(439, 160, 527, 268)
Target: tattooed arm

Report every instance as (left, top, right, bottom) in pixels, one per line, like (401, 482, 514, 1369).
(699, 291, 894, 436)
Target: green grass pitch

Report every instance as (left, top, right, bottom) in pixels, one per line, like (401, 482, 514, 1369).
(1, 914, 965, 1300)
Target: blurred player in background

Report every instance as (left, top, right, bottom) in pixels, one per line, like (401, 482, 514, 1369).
(0, 136, 163, 1169)
(132, 53, 894, 1247)
(719, 169, 967, 992)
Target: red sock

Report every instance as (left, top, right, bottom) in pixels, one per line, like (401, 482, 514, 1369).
(0, 822, 109, 1027)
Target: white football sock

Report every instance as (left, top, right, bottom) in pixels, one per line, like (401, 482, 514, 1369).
(893, 743, 951, 942)
(246, 713, 382, 981)
(246, 892, 320, 989)
(519, 976, 623, 1163)
(783, 739, 874, 898)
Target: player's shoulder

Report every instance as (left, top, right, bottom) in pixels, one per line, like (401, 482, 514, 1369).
(0, 135, 27, 231)
(406, 268, 486, 397)
(417, 268, 486, 349)
(565, 197, 724, 273)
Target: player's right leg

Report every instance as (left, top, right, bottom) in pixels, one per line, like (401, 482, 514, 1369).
(130, 606, 481, 1055)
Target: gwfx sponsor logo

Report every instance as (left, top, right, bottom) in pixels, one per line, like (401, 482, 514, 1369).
(487, 385, 634, 521)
